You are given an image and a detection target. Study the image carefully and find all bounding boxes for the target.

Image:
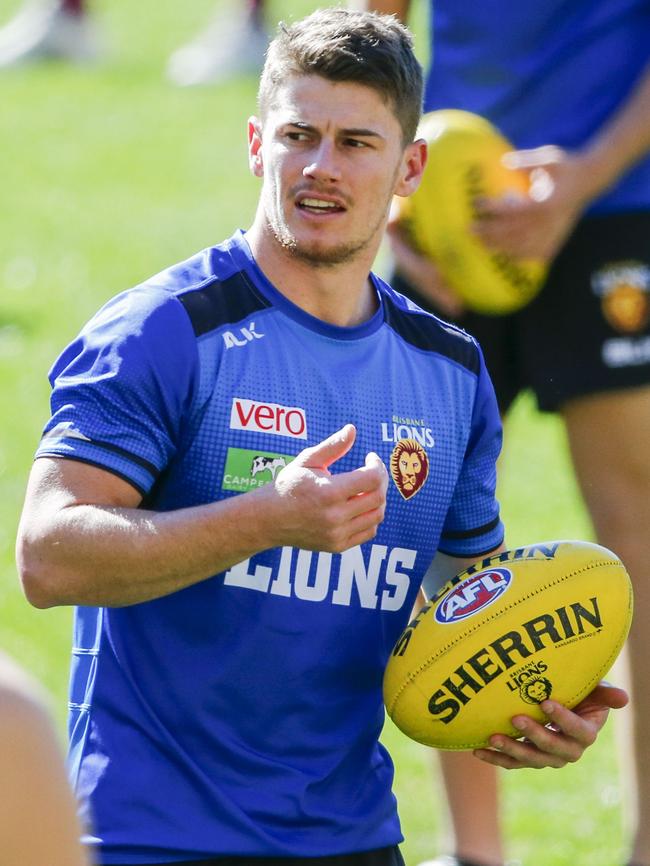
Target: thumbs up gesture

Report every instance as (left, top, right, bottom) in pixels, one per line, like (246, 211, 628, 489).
(261, 424, 388, 553)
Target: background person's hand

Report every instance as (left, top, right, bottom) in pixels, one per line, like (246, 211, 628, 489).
(472, 145, 601, 262)
(473, 681, 629, 769)
(386, 221, 466, 319)
(266, 424, 389, 553)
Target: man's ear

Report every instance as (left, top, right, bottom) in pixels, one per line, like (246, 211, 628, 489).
(394, 138, 427, 198)
(248, 116, 264, 177)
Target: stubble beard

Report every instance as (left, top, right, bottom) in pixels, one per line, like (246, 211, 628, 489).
(266, 191, 391, 269)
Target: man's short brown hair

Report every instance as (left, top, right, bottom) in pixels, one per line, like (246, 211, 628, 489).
(258, 8, 423, 146)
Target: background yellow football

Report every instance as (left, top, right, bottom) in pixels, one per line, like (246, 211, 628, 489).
(383, 540, 633, 750)
(392, 109, 547, 315)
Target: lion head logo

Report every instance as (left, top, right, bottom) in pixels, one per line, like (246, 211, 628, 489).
(520, 676, 553, 705)
(390, 438, 429, 500)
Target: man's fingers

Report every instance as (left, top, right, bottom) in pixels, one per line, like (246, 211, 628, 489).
(332, 454, 388, 502)
(473, 681, 628, 771)
(364, 451, 384, 471)
(293, 424, 356, 471)
(473, 741, 567, 770)
(344, 486, 386, 521)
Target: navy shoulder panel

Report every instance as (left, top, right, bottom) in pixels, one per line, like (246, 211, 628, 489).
(178, 271, 271, 337)
(382, 285, 480, 375)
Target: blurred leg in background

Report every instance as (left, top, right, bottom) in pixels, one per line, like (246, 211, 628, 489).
(563, 387, 650, 866)
(0, 0, 99, 66)
(167, 0, 269, 86)
(0, 651, 88, 866)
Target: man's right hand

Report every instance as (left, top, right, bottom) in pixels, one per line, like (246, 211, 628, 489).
(263, 424, 389, 553)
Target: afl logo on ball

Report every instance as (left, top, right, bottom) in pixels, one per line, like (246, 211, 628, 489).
(435, 567, 512, 624)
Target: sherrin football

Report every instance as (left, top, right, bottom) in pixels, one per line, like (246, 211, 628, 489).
(383, 540, 633, 750)
(392, 109, 547, 315)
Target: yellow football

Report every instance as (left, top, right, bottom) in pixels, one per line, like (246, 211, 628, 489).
(392, 109, 547, 315)
(383, 540, 632, 750)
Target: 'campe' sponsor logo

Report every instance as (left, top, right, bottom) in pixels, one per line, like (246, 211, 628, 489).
(230, 398, 308, 439)
(435, 568, 512, 624)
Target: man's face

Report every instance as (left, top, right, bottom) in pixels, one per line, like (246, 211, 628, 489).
(249, 74, 422, 268)
(399, 451, 422, 491)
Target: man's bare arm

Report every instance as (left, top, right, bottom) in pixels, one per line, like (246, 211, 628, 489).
(16, 424, 387, 609)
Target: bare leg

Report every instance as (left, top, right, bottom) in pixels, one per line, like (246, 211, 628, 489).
(563, 386, 650, 866)
(438, 751, 503, 866)
(167, 0, 269, 86)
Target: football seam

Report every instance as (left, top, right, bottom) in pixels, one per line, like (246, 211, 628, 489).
(386, 559, 624, 717)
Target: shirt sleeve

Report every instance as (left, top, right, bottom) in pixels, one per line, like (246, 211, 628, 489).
(35, 286, 199, 496)
(438, 343, 505, 557)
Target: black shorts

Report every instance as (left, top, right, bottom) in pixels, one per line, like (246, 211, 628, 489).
(110, 846, 405, 866)
(393, 211, 650, 413)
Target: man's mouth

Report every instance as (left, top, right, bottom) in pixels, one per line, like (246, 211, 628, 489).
(296, 196, 346, 214)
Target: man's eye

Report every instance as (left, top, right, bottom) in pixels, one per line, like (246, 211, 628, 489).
(286, 131, 309, 141)
(344, 138, 368, 148)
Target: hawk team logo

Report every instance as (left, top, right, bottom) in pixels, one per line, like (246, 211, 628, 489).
(591, 261, 650, 334)
(390, 438, 429, 500)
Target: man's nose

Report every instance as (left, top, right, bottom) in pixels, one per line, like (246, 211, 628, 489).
(303, 140, 342, 183)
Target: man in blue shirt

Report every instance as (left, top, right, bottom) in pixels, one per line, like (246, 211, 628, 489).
(16, 9, 625, 866)
(356, 3, 650, 866)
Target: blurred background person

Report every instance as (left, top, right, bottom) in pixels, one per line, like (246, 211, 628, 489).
(0, 0, 269, 83)
(0, 0, 98, 66)
(354, 3, 650, 866)
(0, 650, 89, 866)
(167, 0, 269, 86)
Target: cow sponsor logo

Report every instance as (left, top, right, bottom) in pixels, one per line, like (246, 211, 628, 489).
(435, 568, 511, 624)
(230, 398, 307, 439)
(222, 447, 294, 492)
(591, 261, 650, 334)
(390, 438, 429, 500)
(222, 321, 265, 349)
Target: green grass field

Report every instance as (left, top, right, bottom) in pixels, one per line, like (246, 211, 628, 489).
(0, 1, 631, 863)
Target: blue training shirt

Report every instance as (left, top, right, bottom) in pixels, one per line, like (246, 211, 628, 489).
(37, 231, 504, 864)
(424, 0, 650, 214)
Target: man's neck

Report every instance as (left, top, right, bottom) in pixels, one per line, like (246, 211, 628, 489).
(245, 224, 380, 328)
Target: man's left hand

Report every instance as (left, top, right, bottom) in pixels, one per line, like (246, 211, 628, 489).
(473, 681, 629, 769)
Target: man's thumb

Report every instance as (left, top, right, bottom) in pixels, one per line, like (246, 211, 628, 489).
(297, 424, 357, 471)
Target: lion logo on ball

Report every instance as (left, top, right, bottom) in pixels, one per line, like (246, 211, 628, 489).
(390, 438, 429, 500)
(520, 676, 553, 705)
